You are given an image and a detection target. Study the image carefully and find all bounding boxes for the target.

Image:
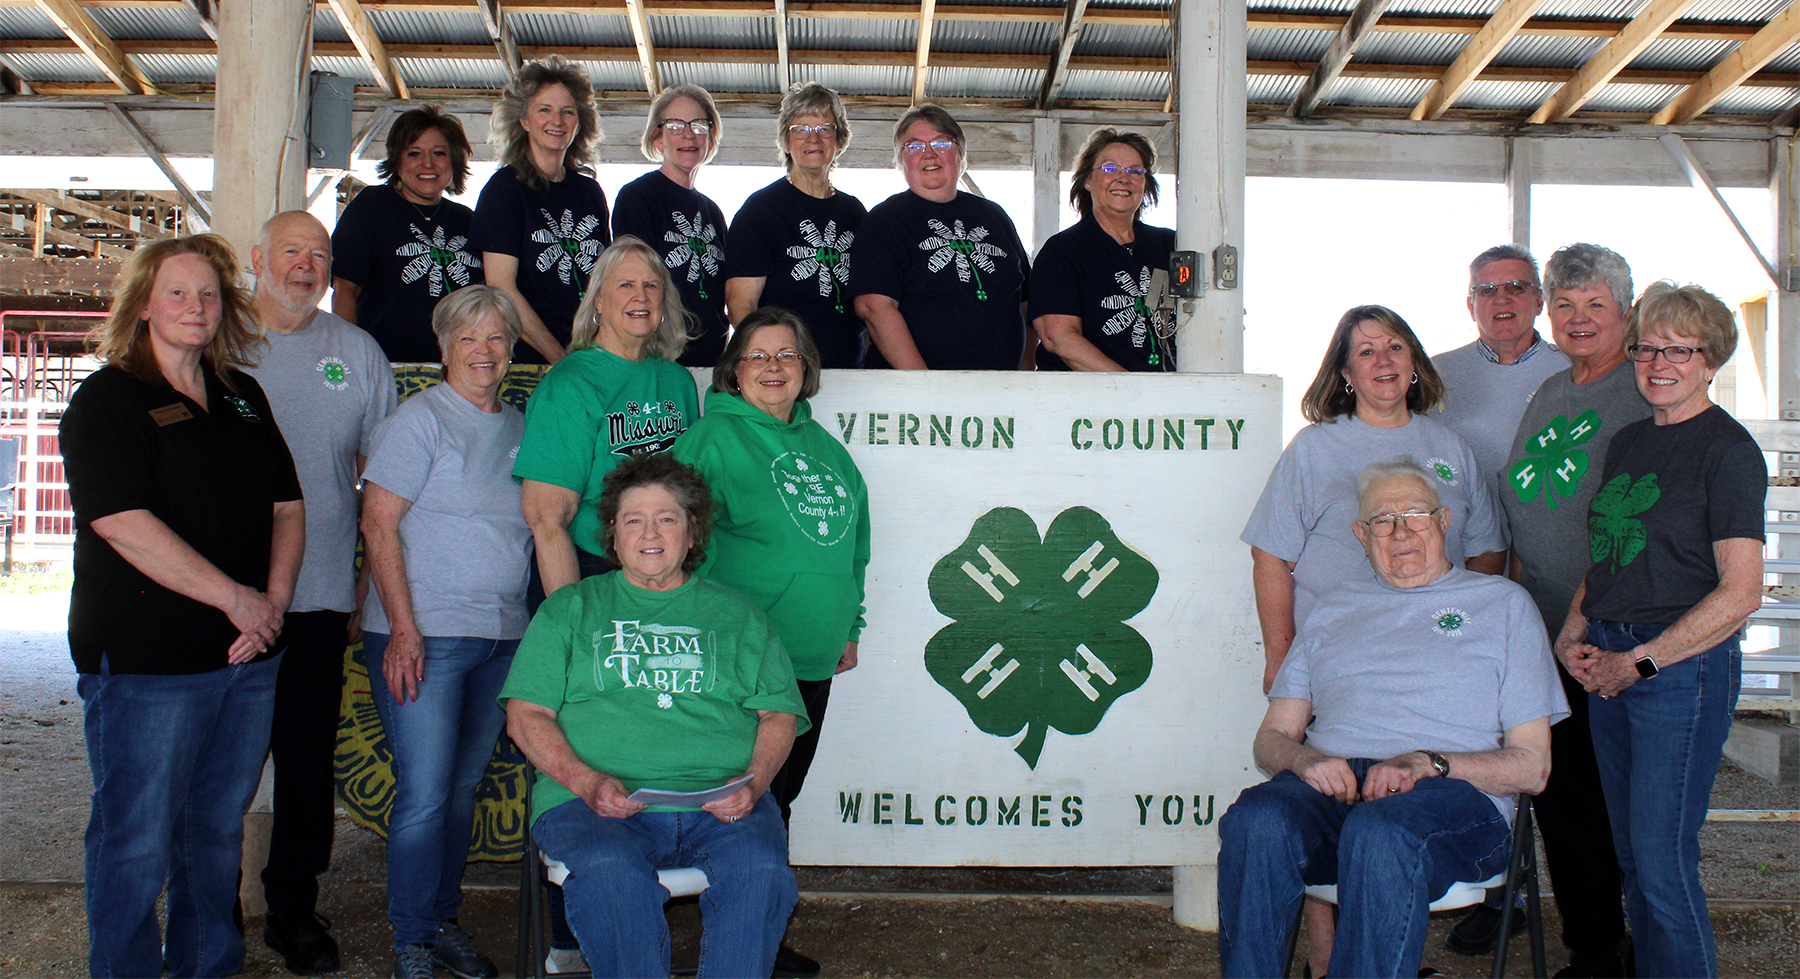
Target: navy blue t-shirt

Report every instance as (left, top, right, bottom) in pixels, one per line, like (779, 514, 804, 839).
(850, 190, 1029, 371)
(469, 165, 611, 364)
(724, 177, 869, 369)
(611, 169, 730, 368)
(332, 184, 482, 364)
(1029, 217, 1176, 372)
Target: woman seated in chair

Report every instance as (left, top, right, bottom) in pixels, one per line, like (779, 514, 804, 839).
(1217, 459, 1567, 979)
(501, 452, 810, 979)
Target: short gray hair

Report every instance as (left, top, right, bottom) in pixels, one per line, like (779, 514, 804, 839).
(431, 285, 520, 356)
(776, 81, 851, 169)
(1469, 244, 1541, 294)
(891, 103, 966, 169)
(1544, 242, 1633, 309)
(641, 84, 721, 164)
(1355, 459, 1441, 516)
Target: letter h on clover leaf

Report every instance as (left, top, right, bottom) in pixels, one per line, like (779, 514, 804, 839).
(1509, 410, 1600, 511)
(924, 506, 1157, 769)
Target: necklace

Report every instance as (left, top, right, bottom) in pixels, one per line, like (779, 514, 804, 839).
(402, 191, 443, 224)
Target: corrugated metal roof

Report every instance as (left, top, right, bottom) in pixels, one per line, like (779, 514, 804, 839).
(310, 8, 349, 44)
(1248, 0, 1357, 13)
(86, 7, 209, 42)
(1491, 33, 1609, 69)
(1684, 0, 1793, 22)
(1247, 27, 1336, 62)
(366, 11, 490, 45)
(130, 52, 217, 85)
(0, 7, 64, 38)
(396, 57, 510, 89)
(569, 60, 649, 92)
(1319, 74, 1435, 105)
(662, 60, 779, 92)
(509, 13, 633, 47)
(1627, 36, 1738, 71)
(1380, 0, 1501, 16)
(1760, 43, 1800, 71)
(1532, 0, 1658, 19)
(925, 65, 1039, 98)
(2, 52, 110, 82)
(1349, 31, 1468, 65)
(1058, 67, 1170, 101)
(789, 17, 916, 51)
(931, 19, 1060, 52)
(1449, 78, 1560, 110)
(1579, 81, 1687, 112)
(650, 15, 773, 50)
(310, 55, 376, 86)
(1247, 73, 1305, 103)
(1072, 22, 1171, 56)
(791, 62, 911, 95)
(1710, 84, 1800, 113)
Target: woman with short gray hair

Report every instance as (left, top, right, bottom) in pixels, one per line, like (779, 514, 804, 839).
(1494, 242, 1644, 977)
(612, 85, 731, 367)
(360, 284, 533, 979)
(724, 81, 870, 367)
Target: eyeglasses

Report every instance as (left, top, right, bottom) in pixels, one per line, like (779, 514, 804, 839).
(659, 118, 712, 137)
(1471, 279, 1536, 299)
(1361, 507, 1444, 537)
(1626, 343, 1702, 364)
(743, 350, 804, 367)
(787, 123, 838, 140)
(902, 138, 958, 156)
(1097, 163, 1148, 178)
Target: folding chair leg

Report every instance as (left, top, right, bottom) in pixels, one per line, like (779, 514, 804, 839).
(518, 829, 545, 979)
(1491, 796, 1548, 979)
(1522, 801, 1547, 979)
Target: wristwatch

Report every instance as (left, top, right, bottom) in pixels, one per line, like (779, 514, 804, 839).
(1419, 750, 1451, 778)
(1634, 654, 1659, 679)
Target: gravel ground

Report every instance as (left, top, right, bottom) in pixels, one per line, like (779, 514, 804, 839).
(5, 589, 1798, 978)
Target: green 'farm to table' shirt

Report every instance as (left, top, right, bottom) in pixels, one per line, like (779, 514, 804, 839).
(500, 573, 809, 822)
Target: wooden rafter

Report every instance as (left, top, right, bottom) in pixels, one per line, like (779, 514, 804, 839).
(622, 0, 660, 93)
(177, 0, 217, 40)
(105, 102, 210, 225)
(773, 0, 790, 91)
(1651, 0, 1800, 125)
(1411, 0, 1546, 120)
(472, 0, 521, 75)
(1528, 0, 1700, 125)
(324, 0, 410, 99)
(1037, 0, 1091, 110)
(912, 0, 936, 104)
(2, 189, 173, 240)
(1287, 0, 1389, 117)
(28, 0, 143, 94)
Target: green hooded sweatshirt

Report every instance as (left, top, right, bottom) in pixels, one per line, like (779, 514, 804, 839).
(672, 388, 870, 680)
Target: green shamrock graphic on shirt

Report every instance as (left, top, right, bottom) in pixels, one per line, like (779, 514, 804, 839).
(924, 506, 1157, 769)
(1588, 472, 1660, 572)
(1509, 410, 1601, 510)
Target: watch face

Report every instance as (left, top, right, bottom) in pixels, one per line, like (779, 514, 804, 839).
(1636, 657, 1659, 678)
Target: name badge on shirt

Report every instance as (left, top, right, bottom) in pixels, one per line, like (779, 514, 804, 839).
(149, 403, 194, 427)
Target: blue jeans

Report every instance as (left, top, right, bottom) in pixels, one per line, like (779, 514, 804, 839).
(79, 654, 281, 978)
(532, 794, 797, 979)
(1587, 620, 1739, 979)
(366, 633, 516, 948)
(1217, 761, 1513, 979)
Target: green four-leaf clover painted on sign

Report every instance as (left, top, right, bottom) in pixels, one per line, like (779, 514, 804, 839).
(1509, 410, 1601, 511)
(1588, 472, 1660, 572)
(925, 506, 1157, 769)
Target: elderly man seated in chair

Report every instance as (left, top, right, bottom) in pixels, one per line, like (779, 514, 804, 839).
(1218, 459, 1567, 979)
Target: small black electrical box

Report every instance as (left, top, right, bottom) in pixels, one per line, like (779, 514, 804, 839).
(1170, 250, 1201, 298)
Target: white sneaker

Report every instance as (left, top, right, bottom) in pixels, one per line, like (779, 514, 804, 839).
(544, 948, 588, 974)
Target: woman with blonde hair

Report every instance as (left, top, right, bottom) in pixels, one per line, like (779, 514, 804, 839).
(472, 55, 610, 364)
(61, 234, 305, 977)
(613, 84, 731, 367)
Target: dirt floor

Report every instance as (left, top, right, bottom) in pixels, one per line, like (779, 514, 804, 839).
(5, 587, 1799, 978)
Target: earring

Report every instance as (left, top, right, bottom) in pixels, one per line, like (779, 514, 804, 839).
(1411, 371, 1419, 385)
(1344, 381, 1354, 394)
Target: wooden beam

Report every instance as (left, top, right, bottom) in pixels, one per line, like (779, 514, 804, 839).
(1246, 10, 1756, 41)
(105, 102, 211, 225)
(1528, 0, 1700, 124)
(1651, 0, 1800, 125)
(178, 0, 217, 40)
(472, 0, 521, 75)
(622, 0, 660, 93)
(1660, 131, 1780, 285)
(1037, 0, 1092, 110)
(28, 0, 143, 94)
(1412, 0, 1547, 120)
(1287, 0, 1390, 118)
(913, 0, 936, 104)
(774, 0, 790, 91)
(324, 0, 410, 99)
(0, 256, 124, 294)
(2, 189, 174, 240)
(9, 218, 132, 260)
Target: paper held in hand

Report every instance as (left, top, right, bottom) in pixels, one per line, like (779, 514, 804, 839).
(628, 774, 755, 807)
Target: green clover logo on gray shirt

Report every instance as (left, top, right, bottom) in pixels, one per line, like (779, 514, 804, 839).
(924, 506, 1157, 769)
(1510, 410, 1601, 510)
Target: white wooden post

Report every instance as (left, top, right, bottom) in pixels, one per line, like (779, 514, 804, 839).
(212, 0, 311, 268)
(1172, 0, 1247, 378)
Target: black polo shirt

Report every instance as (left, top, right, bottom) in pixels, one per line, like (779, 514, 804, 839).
(61, 365, 303, 675)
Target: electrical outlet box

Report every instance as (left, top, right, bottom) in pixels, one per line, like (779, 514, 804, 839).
(1213, 244, 1239, 290)
(1170, 250, 1201, 298)
(307, 71, 355, 170)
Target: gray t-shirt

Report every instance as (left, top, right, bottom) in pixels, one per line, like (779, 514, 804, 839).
(1433, 338, 1570, 487)
(1241, 413, 1507, 628)
(246, 311, 396, 612)
(1271, 567, 1569, 821)
(1500, 361, 1651, 631)
(361, 382, 532, 640)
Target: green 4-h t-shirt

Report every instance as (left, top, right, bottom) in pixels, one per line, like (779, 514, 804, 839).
(511, 346, 700, 557)
(499, 573, 809, 822)
(1580, 405, 1765, 626)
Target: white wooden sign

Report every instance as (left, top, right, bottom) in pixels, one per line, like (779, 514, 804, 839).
(779, 370, 1284, 867)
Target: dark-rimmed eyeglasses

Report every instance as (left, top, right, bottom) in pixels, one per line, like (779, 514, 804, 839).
(1627, 343, 1702, 364)
(743, 350, 804, 367)
(902, 138, 957, 156)
(787, 124, 838, 140)
(658, 118, 712, 137)
(1360, 507, 1444, 537)
(1470, 279, 1536, 299)
(1097, 163, 1148, 178)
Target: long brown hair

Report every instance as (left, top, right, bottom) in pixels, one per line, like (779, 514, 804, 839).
(491, 56, 602, 192)
(1299, 304, 1444, 423)
(93, 234, 262, 390)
